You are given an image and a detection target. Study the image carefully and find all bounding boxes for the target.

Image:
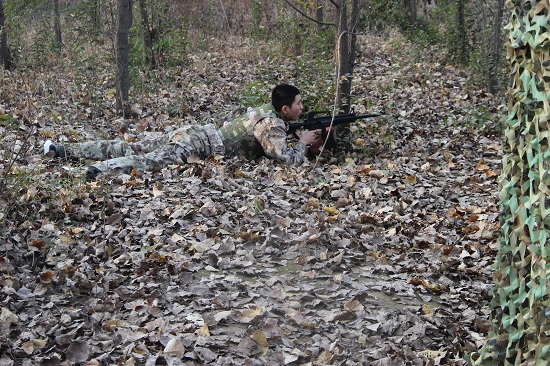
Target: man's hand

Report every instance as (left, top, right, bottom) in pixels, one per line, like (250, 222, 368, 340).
(299, 129, 322, 145)
(308, 134, 324, 155)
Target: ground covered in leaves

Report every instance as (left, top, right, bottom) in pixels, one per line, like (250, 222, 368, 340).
(1, 34, 505, 365)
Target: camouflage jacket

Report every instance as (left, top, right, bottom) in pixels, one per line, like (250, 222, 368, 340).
(186, 104, 308, 165)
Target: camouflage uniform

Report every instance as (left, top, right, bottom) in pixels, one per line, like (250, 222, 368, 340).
(62, 104, 308, 175)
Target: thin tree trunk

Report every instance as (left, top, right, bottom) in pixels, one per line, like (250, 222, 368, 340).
(138, 0, 156, 69)
(335, 0, 351, 113)
(0, 0, 13, 70)
(487, 0, 504, 94)
(53, 0, 62, 51)
(116, 0, 132, 116)
(348, 0, 359, 72)
(334, 0, 360, 152)
(409, 0, 417, 25)
(316, 0, 324, 32)
(456, 0, 468, 64)
(91, 0, 100, 30)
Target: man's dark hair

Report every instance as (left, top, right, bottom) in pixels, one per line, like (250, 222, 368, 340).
(271, 84, 300, 112)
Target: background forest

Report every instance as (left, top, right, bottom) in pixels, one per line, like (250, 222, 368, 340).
(1, 0, 511, 365)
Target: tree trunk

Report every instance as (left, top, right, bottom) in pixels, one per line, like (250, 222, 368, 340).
(333, 0, 359, 152)
(53, 0, 62, 52)
(471, 0, 550, 364)
(316, 0, 324, 32)
(409, 0, 417, 25)
(456, 0, 468, 64)
(138, 0, 156, 69)
(0, 0, 13, 70)
(487, 0, 504, 94)
(116, 0, 132, 116)
(334, 0, 351, 113)
(91, 0, 100, 30)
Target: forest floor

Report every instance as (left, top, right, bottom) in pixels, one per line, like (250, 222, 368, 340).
(1, 34, 505, 365)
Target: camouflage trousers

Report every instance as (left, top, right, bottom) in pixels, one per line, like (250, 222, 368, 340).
(64, 124, 224, 174)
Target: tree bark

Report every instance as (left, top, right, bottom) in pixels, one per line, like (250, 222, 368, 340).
(116, 0, 132, 116)
(471, 0, 550, 364)
(0, 0, 13, 70)
(138, 0, 156, 69)
(456, 0, 468, 64)
(53, 0, 62, 51)
(334, 0, 351, 113)
(316, 0, 324, 32)
(333, 0, 359, 152)
(91, 0, 100, 29)
(409, 0, 417, 25)
(487, 0, 505, 94)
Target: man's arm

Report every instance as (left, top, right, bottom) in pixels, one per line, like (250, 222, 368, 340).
(254, 117, 316, 165)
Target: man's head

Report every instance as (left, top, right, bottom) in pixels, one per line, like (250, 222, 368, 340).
(271, 84, 303, 121)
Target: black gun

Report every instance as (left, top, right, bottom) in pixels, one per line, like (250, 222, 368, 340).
(287, 111, 381, 150)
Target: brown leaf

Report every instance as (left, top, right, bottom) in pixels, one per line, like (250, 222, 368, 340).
(66, 341, 90, 363)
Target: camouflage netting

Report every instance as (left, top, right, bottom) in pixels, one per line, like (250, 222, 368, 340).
(471, 0, 550, 364)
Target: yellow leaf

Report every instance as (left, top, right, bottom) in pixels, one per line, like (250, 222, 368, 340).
(485, 169, 496, 178)
(21, 340, 34, 355)
(69, 227, 84, 234)
(195, 322, 210, 337)
(404, 175, 417, 185)
(243, 306, 262, 319)
(250, 330, 269, 348)
(250, 330, 269, 356)
(324, 206, 339, 215)
(421, 304, 434, 315)
(32, 339, 47, 348)
(369, 251, 380, 259)
(476, 161, 489, 170)
(40, 130, 56, 138)
(235, 169, 247, 177)
(421, 280, 443, 293)
(104, 319, 124, 331)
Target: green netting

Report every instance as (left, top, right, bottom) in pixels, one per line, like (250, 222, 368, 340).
(471, 0, 550, 365)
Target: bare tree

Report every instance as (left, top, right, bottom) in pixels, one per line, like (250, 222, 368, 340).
(91, 0, 100, 30)
(116, 0, 132, 116)
(0, 0, 12, 70)
(456, 0, 468, 64)
(316, 0, 325, 32)
(284, 0, 361, 150)
(409, 0, 417, 25)
(138, 0, 157, 69)
(53, 0, 62, 51)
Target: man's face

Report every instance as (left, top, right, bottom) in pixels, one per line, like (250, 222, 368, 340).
(281, 94, 303, 121)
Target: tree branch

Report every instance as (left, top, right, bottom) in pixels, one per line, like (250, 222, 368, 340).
(283, 0, 336, 26)
(329, 0, 340, 7)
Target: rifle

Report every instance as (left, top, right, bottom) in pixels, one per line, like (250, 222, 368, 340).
(287, 111, 382, 150)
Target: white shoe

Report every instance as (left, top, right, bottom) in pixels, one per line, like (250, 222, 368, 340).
(43, 140, 55, 155)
